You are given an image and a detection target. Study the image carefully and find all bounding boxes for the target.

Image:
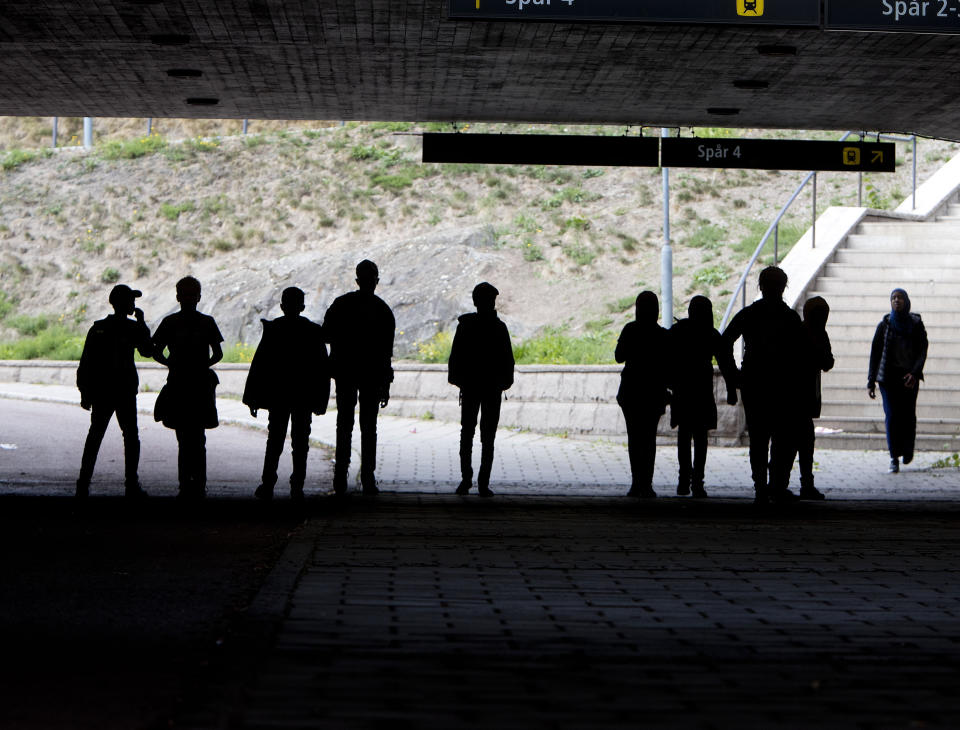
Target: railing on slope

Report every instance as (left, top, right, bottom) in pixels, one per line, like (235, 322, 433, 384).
(719, 131, 918, 330)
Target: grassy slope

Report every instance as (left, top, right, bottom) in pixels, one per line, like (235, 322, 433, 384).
(1, 118, 957, 362)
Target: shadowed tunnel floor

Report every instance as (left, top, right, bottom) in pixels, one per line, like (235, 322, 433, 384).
(5, 495, 957, 729)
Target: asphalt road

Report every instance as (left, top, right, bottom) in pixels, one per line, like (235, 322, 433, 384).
(0, 398, 334, 498)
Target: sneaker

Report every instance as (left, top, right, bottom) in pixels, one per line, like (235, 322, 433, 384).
(124, 482, 149, 500)
(903, 450, 913, 465)
(478, 486, 495, 498)
(333, 474, 348, 496)
(771, 489, 799, 504)
(254, 484, 274, 501)
(753, 488, 769, 506)
(889, 458, 900, 474)
(677, 481, 691, 497)
(627, 486, 656, 499)
(798, 486, 826, 501)
(455, 480, 471, 496)
(691, 486, 709, 499)
(361, 476, 380, 496)
(290, 486, 304, 502)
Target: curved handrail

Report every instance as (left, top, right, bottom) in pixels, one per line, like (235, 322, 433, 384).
(719, 131, 855, 331)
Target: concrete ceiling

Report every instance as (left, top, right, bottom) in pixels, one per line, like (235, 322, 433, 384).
(1, 1, 958, 139)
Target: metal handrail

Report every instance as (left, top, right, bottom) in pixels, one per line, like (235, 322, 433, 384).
(719, 131, 917, 331)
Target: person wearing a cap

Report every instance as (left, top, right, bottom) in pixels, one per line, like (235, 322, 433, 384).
(75, 284, 153, 499)
(447, 282, 515, 497)
(322, 260, 395, 495)
(152, 276, 224, 500)
(243, 286, 330, 501)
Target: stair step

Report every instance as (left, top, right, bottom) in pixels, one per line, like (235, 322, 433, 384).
(824, 263, 960, 279)
(820, 400, 960, 420)
(813, 278, 960, 296)
(857, 221, 960, 236)
(834, 249, 960, 265)
(845, 234, 960, 251)
(816, 415, 960, 435)
(812, 431, 960, 451)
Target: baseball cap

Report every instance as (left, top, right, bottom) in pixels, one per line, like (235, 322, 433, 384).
(108, 284, 143, 305)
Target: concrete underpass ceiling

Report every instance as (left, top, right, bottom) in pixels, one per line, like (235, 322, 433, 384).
(1, 1, 959, 140)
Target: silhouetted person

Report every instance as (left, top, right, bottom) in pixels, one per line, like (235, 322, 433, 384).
(616, 291, 670, 498)
(722, 266, 804, 504)
(448, 282, 515, 497)
(668, 296, 738, 498)
(152, 276, 224, 500)
(323, 260, 395, 495)
(868, 288, 928, 474)
(796, 296, 834, 499)
(243, 287, 330, 502)
(75, 284, 152, 499)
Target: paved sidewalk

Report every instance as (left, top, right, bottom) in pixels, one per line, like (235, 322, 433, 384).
(2, 381, 959, 500)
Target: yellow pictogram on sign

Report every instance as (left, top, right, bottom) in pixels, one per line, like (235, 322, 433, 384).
(843, 147, 861, 166)
(737, 0, 764, 16)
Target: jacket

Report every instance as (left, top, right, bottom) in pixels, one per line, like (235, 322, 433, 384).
(868, 313, 928, 387)
(448, 311, 515, 392)
(76, 314, 152, 401)
(243, 315, 330, 414)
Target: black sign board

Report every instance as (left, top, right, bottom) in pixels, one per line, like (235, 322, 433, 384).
(661, 138, 896, 172)
(826, 0, 960, 33)
(449, 0, 820, 26)
(422, 133, 660, 167)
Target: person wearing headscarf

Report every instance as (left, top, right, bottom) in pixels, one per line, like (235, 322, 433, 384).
(868, 288, 928, 473)
(615, 291, 670, 498)
(668, 296, 738, 498)
(796, 296, 835, 499)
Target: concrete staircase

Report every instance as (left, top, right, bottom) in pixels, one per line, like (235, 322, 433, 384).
(806, 194, 960, 451)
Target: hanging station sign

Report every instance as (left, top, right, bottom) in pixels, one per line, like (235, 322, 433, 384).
(448, 0, 821, 26)
(826, 0, 960, 33)
(661, 138, 897, 172)
(422, 133, 660, 166)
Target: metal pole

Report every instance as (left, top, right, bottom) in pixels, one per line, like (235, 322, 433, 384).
(811, 171, 817, 249)
(661, 127, 673, 327)
(83, 117, 93, 149)
(858, 171, 863, 207)
(242, 119, 249, 135)
(774, 223, 779, 265)
(912, 136, 918, 210)
(147, 118, 152, 135)
(52, 117, 58, 148)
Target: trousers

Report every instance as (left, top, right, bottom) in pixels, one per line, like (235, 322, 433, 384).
(261, 408, 312, 488)
(459, 390, 503, 487)
(78, 394, 140, 487)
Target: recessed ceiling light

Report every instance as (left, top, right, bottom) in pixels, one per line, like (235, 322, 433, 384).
(756, 44, 797, 57)
(186, 97, 219, 106)
(150, 34, 190, 46)
(707, 107, 740, 116)
(733, 79, 769, 90)
(167, 69, 203, 79)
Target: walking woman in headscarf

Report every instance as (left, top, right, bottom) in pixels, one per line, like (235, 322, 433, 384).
(867, 288, 928, 473)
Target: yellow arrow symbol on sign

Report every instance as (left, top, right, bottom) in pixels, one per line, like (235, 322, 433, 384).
(872, 151, 883, 163)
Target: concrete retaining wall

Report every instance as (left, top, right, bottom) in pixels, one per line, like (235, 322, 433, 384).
(0, 360, 746, 444)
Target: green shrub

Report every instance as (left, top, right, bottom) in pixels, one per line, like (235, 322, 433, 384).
(2, 148, 48, 171)
(101, 268, 121, 284)
(689, 265, 730, 292)
(99, 135, 166, 160)
(607, 296, 636, 313)
(733, 219, 806, 260)
(0, 290, 16, 320)
(159, 201, 196, 221)
(686, 224, 726, 249)
(416, 330, 453, 363)
(0, 326, 84, 360)
(221, 342, 256, 363)
(523, 244, 544, 262)
(513, 329, 616, 364)
(6, 314, 49, 336)
(563, 244, 596, 266)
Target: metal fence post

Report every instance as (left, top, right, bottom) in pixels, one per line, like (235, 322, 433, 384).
(52, 117, 58, 148)
(147, 118, 152, 135)
(912, 136, 918, 210)
(811, 171, 817, 249)
(661, 127, 673, 327)
(242, 119, 249, 135)
(83, 117, 93, 149)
